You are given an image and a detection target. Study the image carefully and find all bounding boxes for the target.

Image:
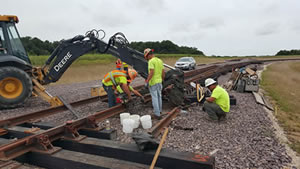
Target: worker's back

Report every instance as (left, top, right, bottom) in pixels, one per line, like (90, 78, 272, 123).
(148, 57, 164, 86)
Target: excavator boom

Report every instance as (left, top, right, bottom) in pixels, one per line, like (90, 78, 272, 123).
(41, 30, 184, 105)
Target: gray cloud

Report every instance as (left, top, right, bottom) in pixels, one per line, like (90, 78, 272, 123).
(130, 0, 167, 13)
(255, 22, 281, 36)
(197, 17, 225, 29)
(1, 0, 300, 56)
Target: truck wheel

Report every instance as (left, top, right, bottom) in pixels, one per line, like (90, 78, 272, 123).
(0, 66, 32, 109)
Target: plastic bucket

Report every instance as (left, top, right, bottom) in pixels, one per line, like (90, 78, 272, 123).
(140, 115, 152, 129)
(122, 119, 134, 133)
(120, 113, 130, 124)
(130, 115, 140, 129)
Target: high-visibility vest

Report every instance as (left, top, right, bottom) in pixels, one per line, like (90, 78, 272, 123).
(103, 70, 127, 86)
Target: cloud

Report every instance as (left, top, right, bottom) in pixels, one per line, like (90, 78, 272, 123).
(197, 17, 225, 29)
(291, 23, 300, 32)
(255, 22, 281, 36)
(130, 0, 167, 13)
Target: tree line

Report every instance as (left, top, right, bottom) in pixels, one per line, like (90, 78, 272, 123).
(129, 40, 204, 55)
(276, 49, 300, 56)
(21, 36, 204, 56)
(21, 37, 60, 56)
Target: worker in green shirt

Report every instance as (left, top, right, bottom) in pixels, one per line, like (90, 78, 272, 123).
(144, 48, 165, 119)
(203, 78, 230, 121)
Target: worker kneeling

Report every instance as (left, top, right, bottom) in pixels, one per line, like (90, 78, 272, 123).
(203, 78, 230, 121)
(102, 69, 138, 107)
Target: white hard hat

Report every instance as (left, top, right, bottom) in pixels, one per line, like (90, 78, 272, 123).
(205, 78, 216, 87)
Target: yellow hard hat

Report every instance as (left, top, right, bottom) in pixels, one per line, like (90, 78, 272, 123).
(127, 69, 137, 82)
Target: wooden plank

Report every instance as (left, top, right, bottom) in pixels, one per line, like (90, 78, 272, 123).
(246, 68, 256, 75)
(261, 95, 274, 111)
(252, 92, 265, 105)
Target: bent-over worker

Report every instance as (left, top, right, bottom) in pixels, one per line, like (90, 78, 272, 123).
(102, 69, 137, 107)
(203, 78, 230, 121)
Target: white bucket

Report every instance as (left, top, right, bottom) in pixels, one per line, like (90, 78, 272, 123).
(122, 119, 135, 133)
(120, 112, 130, 125)
(130, 115, 140, 129)
(140, 115, 152, 129)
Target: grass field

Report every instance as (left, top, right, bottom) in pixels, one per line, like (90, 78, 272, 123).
(261, 61, 300, 154)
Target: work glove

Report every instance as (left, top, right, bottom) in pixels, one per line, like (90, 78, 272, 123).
(140, 96, 146, 103)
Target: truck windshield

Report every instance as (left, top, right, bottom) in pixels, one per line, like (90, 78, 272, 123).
(7, 23, 30, 63)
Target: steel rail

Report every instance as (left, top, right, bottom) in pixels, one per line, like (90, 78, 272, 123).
(149, 107, 180, 138)
(0, 85, 146, 129)
(0, 104, 126, 161)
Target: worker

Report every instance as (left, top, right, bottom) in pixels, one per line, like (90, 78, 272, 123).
(102, 69, 138, 107)
(116, 59, 122, 70)
(203, 78, 230, 121)
(144, 48, 165, 119)
(123, 62, 129, 72)
(115, 59, 129, 72)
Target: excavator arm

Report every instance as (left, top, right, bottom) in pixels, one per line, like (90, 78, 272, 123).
(41, 30, 148, 85)
(36, 30, 184, 105)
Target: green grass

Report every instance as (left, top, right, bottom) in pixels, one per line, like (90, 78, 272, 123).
(261, 61, 300, 154)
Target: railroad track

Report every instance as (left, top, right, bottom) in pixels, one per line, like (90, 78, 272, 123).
(0, 57, 299, 168)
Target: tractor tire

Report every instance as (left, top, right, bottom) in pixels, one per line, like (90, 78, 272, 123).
(0, 66, 33, 109)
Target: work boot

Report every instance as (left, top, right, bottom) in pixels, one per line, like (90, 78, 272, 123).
(151, 114, 161, 120)
(205, 115, 218, 122)
(218, 115, 226, 122)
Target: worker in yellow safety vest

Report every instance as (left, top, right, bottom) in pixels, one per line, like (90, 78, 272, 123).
(102, 69, 138, 107)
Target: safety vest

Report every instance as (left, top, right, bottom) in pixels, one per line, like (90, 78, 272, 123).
(103, 70, 127, 86)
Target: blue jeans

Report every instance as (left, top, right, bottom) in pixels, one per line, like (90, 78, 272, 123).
(102, 84, 116, 108)
(149, 83, 162, 116)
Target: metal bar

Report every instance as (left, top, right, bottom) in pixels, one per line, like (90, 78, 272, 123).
(54, 138, 215, 169)
(0, 104, 126, 161)
(184, 65, 217, 78)
(149, 107, 180, 138)
(57, 96, 80, 118)
(0, 85, 145, 128)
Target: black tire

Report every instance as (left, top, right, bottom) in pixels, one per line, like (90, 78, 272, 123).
(0, 66, 32, 109)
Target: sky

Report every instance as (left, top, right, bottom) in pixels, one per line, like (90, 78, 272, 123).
(1, 0, 300, 56)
